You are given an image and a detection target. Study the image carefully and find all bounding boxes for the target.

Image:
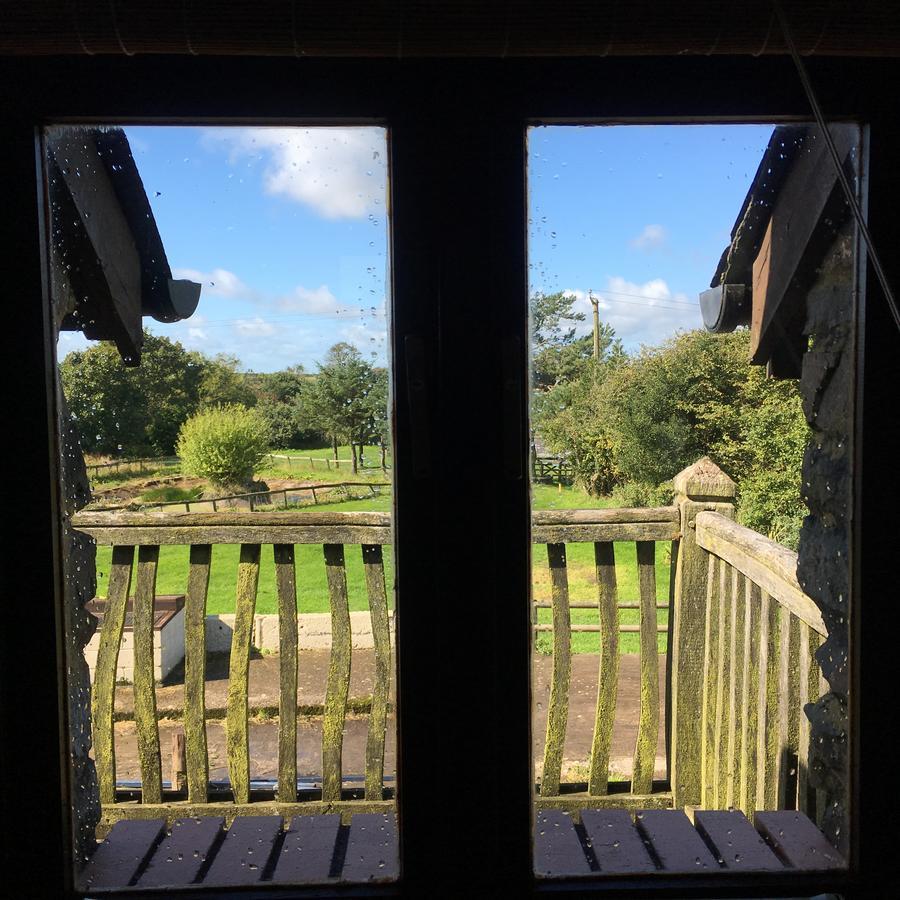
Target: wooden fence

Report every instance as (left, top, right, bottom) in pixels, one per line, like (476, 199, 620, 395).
(265, 453, 388, 472)
(532, 455, 574, 482)
(132, 481, 390, 513)
(86, 456, 179, 480)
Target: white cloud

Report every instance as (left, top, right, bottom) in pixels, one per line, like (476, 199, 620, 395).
(630, 224, 667, 251)
(562, 276, 701, 348)
(187, 327, 208, 342)
(279, 284, 341, 315)
(205, 127, 387, 220)
(173, 267, 251, 298)
(234, 317, 276, 337)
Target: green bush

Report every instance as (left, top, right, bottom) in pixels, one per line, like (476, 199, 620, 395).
(177, 404, 270, 489)
(611, 480, 674, 508)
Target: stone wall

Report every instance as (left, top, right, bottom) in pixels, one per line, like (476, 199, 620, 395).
(796, 221, 855, 856)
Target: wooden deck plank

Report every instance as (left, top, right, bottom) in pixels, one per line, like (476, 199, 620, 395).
(80, 819, 166, 890)
(136, 816, 224, 887)
(340, 812, 399, 882)
(635, 809, 720, 872)
(755, 810, 846, 870)
(202, 815, 283, 886)
(580, 809, 656, 874)
(694, 809, 784, 871)
(269, 815, 341, 885)
(534, 809, 591, 877)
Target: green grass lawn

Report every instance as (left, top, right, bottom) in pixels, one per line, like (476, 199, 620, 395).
(93, 480, 671, 653)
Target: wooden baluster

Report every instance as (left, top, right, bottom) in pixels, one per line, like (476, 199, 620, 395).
(712, 560, 729, 808)
(632, 541, 659, 794)
(274, 544, 298, 802)
(227, 543, 260, 804)
(588, 541, 619, 795)
(775, 608, 793, 808)
(363, 544, 391, 800)
(700, 555, 719, 808)
(739, 580, 760, 817)
(323, 543, 351, 802)
(797, 621, 813, 815)
(759, 595, 783, 809)
(725, 568, 745, 809)
(541, 543, 571, 797)
(133, 545, 162, 803)
(184, 543, 211, 803)
(91, 545, 134, 806)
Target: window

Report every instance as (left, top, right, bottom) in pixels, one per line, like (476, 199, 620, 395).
(1, 54, 896, 897)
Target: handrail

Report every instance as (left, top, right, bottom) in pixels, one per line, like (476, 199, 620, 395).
(695, 511, 825, 636)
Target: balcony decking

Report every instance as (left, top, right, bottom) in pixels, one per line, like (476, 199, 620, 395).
(81, 808, 844, 889)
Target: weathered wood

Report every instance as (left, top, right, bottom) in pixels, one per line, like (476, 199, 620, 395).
(693, 809, 782, 871)
(695, 511, 826, 635)
(270, 814, 341, 884)
(541, 543, 571, 797)
(227, 543, 261, 804)
(739, 580, 760, 816)
(136, 816, 224, 887)
(725, 568, 745, 809)
(761, 596, 783, 810)
(754, 810, 846, 870)
(91, 545, 134, 806)
(171, 731, 186, 793)
(362, 544, 391, 801)
(202, 815, 283, 886)
(588, 542, 618, 795)
(712, 560, 729, 809)
(669, 458, 736, 808)
(79, 818, 166, 891)
(533, 624, 666, 633)
(632, 541, 659, 794)
(533, 809, 591, 877)
(79, 523, 392, 547)
(101, 799, 394, 827)
(75, 510, 392, 528)
(274, 544, 298, 803)
(580, 809, 656, 874)
(756, 591, 776, 811)
(184, 543, 211, 803)
(133, 545, 162, 803)
(534, 792, 673, 815)
(798, 628, 822, 816)
(532, 521, 678, 544)
(323, 543, 352, 803)
(340, 813, 399, 882)
(532, 507, 678, 525)
(700, 555, 719, 808)
(776, 606, 793, 809)
(635, 809, 720, 872)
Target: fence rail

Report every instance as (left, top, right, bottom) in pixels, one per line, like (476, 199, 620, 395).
(694, 510, 825, 822)
(86, 456, 179, 480)
(265, 452, 388, 472)
(125, 481, 391, 513)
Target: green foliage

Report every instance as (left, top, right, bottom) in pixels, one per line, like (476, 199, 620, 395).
(140, 486, 203, 503)
(176, 404, 271, 488)
(60, 333, 259, 456)
(611, 480, 675, 509)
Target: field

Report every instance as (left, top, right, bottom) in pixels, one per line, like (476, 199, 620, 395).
(93, 462, 670, 653)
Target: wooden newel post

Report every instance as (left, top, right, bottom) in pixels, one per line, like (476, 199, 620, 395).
(669, 457, 735, 808)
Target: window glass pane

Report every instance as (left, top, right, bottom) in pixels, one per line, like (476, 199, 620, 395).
(46, 124, 398, 890)
(527, 123, 856, 878)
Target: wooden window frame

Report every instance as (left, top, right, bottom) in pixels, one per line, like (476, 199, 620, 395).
(1, 54, 897, 898)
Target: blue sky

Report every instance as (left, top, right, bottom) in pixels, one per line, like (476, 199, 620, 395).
(57, 123, 773, 371)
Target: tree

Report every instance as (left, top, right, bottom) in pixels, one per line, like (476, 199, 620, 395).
(530, 290, 622, 391)
(60, 331, 208, 456)
(199, 353, 257, 408)
(246, 366, 321, 449)
(303, 343, 377, 473)
(176, 404, 270, 490)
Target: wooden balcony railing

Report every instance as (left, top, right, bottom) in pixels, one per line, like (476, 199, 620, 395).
(694, 511, 826, 820)
(72, 457, 829, 830)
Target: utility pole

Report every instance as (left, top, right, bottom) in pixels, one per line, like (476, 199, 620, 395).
(589, 290, 600, 360)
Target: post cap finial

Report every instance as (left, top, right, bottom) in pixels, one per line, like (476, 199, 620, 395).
(672, 457, 736, 501)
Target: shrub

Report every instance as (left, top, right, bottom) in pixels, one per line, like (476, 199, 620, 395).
(611, 480, 674, 508)
(177, 404, 270, 489)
